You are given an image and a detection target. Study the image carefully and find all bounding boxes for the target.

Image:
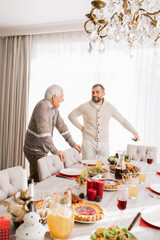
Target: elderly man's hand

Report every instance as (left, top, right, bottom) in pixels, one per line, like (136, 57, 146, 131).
(56, 151, 66, 162)
(73, 144, 82, 153)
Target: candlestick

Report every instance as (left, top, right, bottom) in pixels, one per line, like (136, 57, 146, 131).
(88, 188, 97, 201)
(21, 169, 28, 192)
(95, 180, 104, 199)
(87, 179, 95, 197)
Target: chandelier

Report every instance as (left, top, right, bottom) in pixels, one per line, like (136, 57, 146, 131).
(84, 0, 160, 53)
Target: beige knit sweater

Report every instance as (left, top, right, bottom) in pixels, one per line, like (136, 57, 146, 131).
(68, 99, 137, 142)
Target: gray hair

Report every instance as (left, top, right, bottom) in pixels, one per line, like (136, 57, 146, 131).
(45, 84, 63, 100)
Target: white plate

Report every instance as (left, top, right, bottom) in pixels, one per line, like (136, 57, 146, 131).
(141, 207, 160, 228)
(81, 160, 97, 166)
(60, 168, 81, 176)
(104, 188, 119, 191)
(75, 208, 106, 224)
(150, 183, 160, 194)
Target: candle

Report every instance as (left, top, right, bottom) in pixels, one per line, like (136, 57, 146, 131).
(96, 180, 104, 199)
(87, 188, 97, 201)
(21, 169, 28, 192)
(87, 179, 95, 196)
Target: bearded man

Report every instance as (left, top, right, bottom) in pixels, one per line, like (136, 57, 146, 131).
(68, 83, 139, 160)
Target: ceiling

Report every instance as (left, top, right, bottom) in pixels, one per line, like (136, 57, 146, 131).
(0, 0, 91, 36)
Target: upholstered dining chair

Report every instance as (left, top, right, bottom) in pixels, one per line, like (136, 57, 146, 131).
(0, 166, 22, 201)
(126, 144, 157, 163)
(37, 147, 81, 181)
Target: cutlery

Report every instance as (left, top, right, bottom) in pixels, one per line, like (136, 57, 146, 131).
(128, 212, 141, 231)
(149, 193, 160, 199)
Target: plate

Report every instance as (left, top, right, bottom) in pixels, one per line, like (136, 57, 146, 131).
(90, 227, 136, 239)
(104, 188, 119, 191)
(150, 183, 160, 194)
(75, 219, 101, 224)
(60, 168, 81, 176)
(89, 172, 108, 177)
(75, 208, 106, 224)
(141, 207, 160, 228)
(81, 160, 97, 166)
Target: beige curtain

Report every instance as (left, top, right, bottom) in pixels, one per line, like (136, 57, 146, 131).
(0, 36, 32, 170)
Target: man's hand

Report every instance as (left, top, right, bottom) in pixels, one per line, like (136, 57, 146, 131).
(132, 133, 140, 142)
(73, 144, 82, 153)
(56, 151, 66, 162)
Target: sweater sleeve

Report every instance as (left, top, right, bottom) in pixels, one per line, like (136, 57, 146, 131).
(56, 111, 76, 147)
(34, 104, 58, 154)
(111, 105, 137, 135)
(68, 104, 84, 131)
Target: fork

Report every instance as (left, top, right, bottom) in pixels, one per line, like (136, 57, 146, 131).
(149, 193, 160, 199)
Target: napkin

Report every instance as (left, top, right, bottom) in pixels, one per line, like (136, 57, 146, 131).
(156, 172, 160, 176)
(139, 217, 160, 229)
(146, 187, 160, 195)
(55, 173, 77, 180)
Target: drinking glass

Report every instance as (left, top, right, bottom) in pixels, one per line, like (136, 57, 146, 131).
(117, 187, 128, 212)
(129, 176, 138, 199)
(147, 151, 153, 165)
(146, 151, 153, 174)
(138, 163, 146, 184)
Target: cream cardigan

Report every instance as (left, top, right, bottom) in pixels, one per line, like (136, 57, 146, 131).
(68, 99, 137, 142)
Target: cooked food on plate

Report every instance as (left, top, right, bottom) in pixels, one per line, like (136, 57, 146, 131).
(110, 163, 138, 174)
(102, 179, 122, 190)
(90, 225, 136, 240)
(88, 167, 108, 175)
(72, 202, 105, 222)
(108, 153, 131, 164)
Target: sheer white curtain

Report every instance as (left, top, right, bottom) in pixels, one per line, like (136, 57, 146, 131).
(30, 31, 160, 162)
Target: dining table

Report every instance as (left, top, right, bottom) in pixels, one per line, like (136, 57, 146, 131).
(5, 161, 160, 239)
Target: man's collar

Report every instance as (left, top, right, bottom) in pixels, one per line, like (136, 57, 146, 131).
(45, 99, 55, 110)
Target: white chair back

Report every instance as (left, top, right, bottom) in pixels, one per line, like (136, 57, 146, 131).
(37, 155, 64, 182)
(127, 144, 157, 163)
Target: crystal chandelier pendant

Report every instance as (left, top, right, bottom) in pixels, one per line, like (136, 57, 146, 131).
(84, 0, 160, 53)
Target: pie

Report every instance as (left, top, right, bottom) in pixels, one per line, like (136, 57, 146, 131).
(72, 202, 105, 222)
(102, 178, 122, 190)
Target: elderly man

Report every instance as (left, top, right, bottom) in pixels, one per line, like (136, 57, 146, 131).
(68, 83, 139, 160)
(24, 84, 82, 182)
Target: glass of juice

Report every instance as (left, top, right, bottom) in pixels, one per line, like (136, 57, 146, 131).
(129, 176, 138, 199)
(138, 163, 146, 184)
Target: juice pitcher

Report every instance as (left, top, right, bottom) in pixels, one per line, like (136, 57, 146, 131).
(43, 188, 74, 239)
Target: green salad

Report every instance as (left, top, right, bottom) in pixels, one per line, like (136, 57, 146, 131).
(88, 167, 108, 174)
(90, 225, 135, 240)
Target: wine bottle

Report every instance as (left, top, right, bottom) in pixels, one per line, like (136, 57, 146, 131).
(27, 179, 36, 212)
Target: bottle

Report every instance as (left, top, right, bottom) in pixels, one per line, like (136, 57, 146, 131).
(115, 152, 126, 179)
(27, 179, 36, 212)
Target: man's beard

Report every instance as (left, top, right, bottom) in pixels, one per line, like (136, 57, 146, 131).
(92, 96, 102, 103)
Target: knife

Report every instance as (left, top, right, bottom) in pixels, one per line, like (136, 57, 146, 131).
(128, 212, 141, 231)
